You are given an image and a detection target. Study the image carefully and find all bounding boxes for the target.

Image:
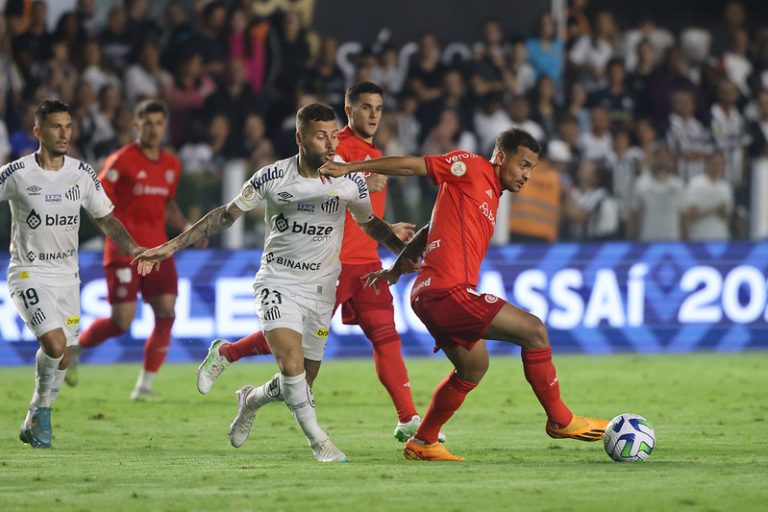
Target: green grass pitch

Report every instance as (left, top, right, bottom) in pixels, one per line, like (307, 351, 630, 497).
(1, 352, 767, 511)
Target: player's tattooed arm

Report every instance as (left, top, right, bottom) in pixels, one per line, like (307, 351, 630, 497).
(132, 202, 243, 275)
(92, 213, 142, 256)
(361, 224, 429, 290)
(359, 215, 405, 255)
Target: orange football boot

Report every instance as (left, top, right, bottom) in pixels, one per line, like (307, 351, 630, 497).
(546, 415, 608, 442)
(403, 438, 464, 461)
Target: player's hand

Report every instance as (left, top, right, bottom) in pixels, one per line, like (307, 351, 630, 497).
(318, 161, 351, 183)
(398, 257, 422, 274)
(131, 245, 174, 276)
(194, 238, 209, 249)
(362, 267, 401, 294)
(365, 173, 387, 193)
(390, 222, 416, 242)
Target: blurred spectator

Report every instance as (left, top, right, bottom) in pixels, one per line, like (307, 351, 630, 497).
(76, 0, 99, 38)
(646, 46, 698, 123)
(420, 108, 477, 155)
(187, 0, 228, 77)
(32, 38, 77, 105)
(667, 89, 711, 181)
(394, 92, 421, 155)
(90, 84, 124, 159)
(622, 18, 673, 72)
(634, 117, 661, 171)
(100, 5, 132, 72)
(438, 69, 475, 135)
(54, 11, 87, 67)
(268, 10, 311, 102)
(568, 11, 619, 91)
(605, 128, 643, 234)
(684, 152, 733, 240)
(168, 51, 216, 146)
(11, 0, 51, 61)
(508, 95, 545, 143)
(563, 81, 591, 133)
(178, 113, 230, 215)
(470, 20, 514, 98)
(567, 0, 591, 42)
(747, 90, 768, 159)
(530, 75, 559, 140)
(526, 12, 564, 87)
(0, 116, 10, 164)
(125, 0, 161, 53)
(554, 114, 582, 171)
(0, 15, 24, 118)
(242, 113, 275, 166)
(711, 0, 748, 56)
(124, 39, 172, 105)
(629, 146, 685, 241)
(406, 32, 445, 105)
(589, 58, 634, 127)
(721, 28, 752, 97)
(627, 38, 657, 116)
(566, 159, 620, 240)
(710, 79, 747, 187)
(227, 6, 271, 96)
(81, 38, 121, 94)
(578, 106, 612, 161)
(372, 45, 405, 99)
(509, 40, 536, 96)
(203, 58, 262, 156)
(300, 36, 346, 113)
(474, 93, 511, 155)
(508, 141, 566, 243)
(161, 1, 195, 71)
(9, 102, 37, 159)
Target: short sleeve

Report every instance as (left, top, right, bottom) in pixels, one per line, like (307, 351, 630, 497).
(98, 152, 122, 201)
(345, 172, 374, 223)
(168, 158, 181, 201)
(0, 163, 15, 202)
(233, 165, 271, 211)
(82, 163, 115, 219)
(423, 151, 484, 186)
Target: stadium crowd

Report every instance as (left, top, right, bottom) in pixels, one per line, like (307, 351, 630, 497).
(1, 0, 767, 245)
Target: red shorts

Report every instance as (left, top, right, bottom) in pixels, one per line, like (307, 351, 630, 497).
(105, 259, 179, 304)
(335, 262, 395, 325)
(411, 285, 506, 351)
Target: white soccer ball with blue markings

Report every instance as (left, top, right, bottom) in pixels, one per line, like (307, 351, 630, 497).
(604, 413, 655, 462)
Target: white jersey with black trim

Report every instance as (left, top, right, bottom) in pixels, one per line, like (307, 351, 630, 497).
(0, 153, 114, 285)
(235, 155, 373, 303)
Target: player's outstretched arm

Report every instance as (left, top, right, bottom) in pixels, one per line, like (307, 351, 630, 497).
(319, 156, 427, 183)
(359, 215, 406, 256)
(363, 224, 430, 290)
(92, 212, 143, 257)
(133, 201, 244, 275)
(165, 200, 209, 249)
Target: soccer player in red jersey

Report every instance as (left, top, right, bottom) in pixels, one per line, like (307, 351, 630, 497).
(319, 128, 608, 461)
(69, 100, 207, 400)
(195, 82, 434, 441)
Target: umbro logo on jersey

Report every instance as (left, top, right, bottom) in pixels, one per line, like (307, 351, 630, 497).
(275, 213, 289, 232)
(137, 170, 147, 179)
(26, 210, 42, 229)
(26, 185, 42, 196)
(65, 184, 80, 201)
(486, 189, 493, 199)
(277, 191, 293, 202)
(321, 196, 339, 214)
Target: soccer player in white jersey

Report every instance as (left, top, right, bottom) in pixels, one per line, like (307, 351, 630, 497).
(0, 99, 144, 448)
(133, 103, 411, 462)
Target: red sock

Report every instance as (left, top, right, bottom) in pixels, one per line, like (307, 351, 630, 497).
(371, 337, 418, 423)
(79, 318, 126, 348)
(521, 347, 573, 427)
(414, 372, 477, 444)
(143, 317, 175, 372)
(220, 331, 271, 362)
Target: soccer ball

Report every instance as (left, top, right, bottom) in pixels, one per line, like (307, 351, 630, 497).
(603, 413, 655, 462)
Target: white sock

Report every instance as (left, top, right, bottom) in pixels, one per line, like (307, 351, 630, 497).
(48, 369, 67, 404)
(136, 369, 156, 390)
(246, 372, 283, 408)
(31, 348, 63, 408)
(280, 372, 326, 444)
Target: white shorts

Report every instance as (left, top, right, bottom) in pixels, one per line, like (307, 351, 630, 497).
(253, 284, 332, 361)
(7, 277, 81, 345)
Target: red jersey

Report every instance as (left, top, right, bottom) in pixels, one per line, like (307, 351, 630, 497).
(336, 125, 386, 264)
(412, 151, 502, 297)
(100, 143, 181, 265)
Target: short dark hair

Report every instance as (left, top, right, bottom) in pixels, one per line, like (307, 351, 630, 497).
(493, 128, 541, 156)
(35, 99, 71, 124)
(135, 99, 169, 119)
(296, 103, 336, 133)
(345, 81, 384, 106)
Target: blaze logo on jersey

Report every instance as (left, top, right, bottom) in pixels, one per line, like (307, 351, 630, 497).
(26, 209, 42, 229)
(275, 213, 289, 232)
(65, 184, 80, 201)
(321, 195, 339, 213)
(451, 161, 467, 176)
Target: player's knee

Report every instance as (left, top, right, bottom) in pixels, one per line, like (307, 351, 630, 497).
(525, 316, 550, 349)
(459, 361, 489, 383)
(111, 317, 132, 333)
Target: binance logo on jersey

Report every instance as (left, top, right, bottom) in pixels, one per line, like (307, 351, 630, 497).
(26, 209, 42, 229)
